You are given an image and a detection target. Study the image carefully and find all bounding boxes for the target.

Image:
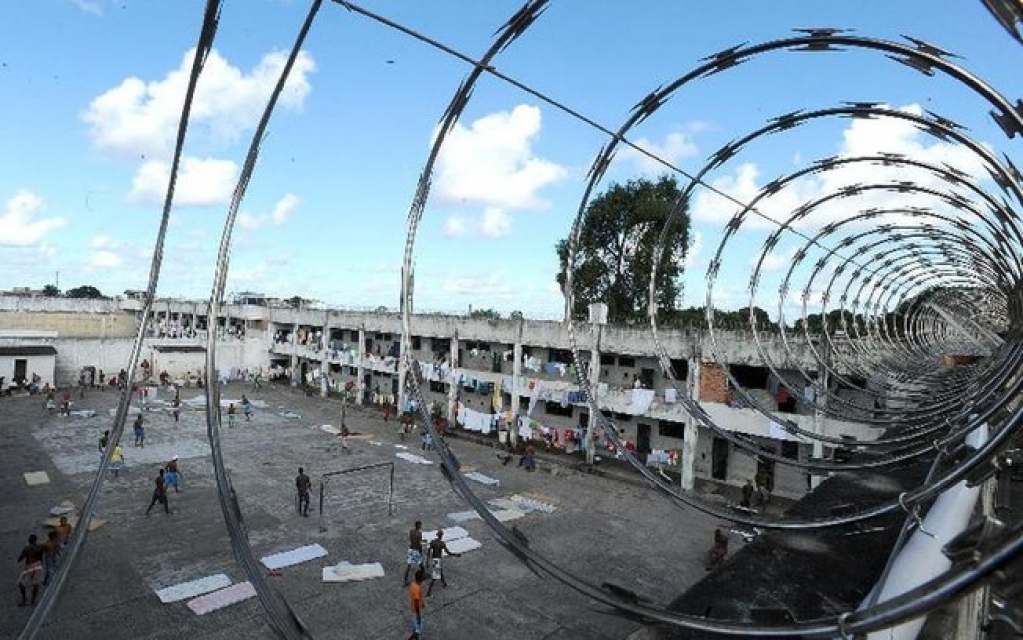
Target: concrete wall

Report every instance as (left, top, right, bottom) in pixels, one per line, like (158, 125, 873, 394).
(0, 309, 137, 339)
(0, 354, 55, 387)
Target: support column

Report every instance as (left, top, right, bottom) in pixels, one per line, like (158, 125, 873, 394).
(320, 317, 330, 398)
(290, 322, 299, 387)
(585, 325, 602, 465)
(810, 364, 829, 489)
(447, 332, 459, 424)
(510, 320, 523, 447)
(398, 336, 408, 416)
(356, 326, 366, 406)
(681, 356, 701, 491)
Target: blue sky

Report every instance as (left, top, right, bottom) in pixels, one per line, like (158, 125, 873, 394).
(1, 1, 1020, 320)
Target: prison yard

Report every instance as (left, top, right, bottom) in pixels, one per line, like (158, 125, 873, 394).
(1, 382, 734, 640)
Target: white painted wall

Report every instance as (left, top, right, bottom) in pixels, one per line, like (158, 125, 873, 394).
(0, 354, 55, 387)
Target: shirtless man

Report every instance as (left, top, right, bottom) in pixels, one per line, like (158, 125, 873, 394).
(17, 534, 45, 606)
(403, 520, 424, 585)
(426, 529, 462, 595)
(55, 515, 73, 545)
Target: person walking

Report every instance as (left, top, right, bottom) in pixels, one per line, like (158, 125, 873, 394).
(165, 456, 181, 492)
(133, 414, 145, 448)
(242, 395, 253, 422)
(110, 442, 126, 478)
(295, 467, 311, 516)
(171, 395, 181, 423)
(98, 430, 110, 457)
(425, 529, 462, 595)
(339, 423, 351, 455)
(403, 520, 425, 586)
(17, 534, 45, 607)
(42, 530, 62, 585)
(227, 403, 237, 428)
(407, 568, 425, 639)
(145, 469, 171, 515)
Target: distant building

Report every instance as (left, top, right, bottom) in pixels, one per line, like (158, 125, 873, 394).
(2, 287, 45, 298)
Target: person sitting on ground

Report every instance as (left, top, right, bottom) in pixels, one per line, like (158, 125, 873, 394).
(55, 515, 73, 546)
(706, 528, 729, 570)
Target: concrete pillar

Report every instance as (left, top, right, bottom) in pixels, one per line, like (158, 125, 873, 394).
(681, 356, 701, 491)
(320, 316, 330, 398)
(447, 332, 459, 424)
(398, 334, 408, 416)
(810, 366, 829, 489)
(585, 325, 602, 465)
(290, 322, 299, 386)
(510, 320, 523, 447)
(356, 326, 366, 406)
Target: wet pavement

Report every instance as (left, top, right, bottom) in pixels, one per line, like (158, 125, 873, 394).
(1, 384, 721, 639)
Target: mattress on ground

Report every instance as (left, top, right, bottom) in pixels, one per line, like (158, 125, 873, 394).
(186, 581, 256, 615)
(156, 573, 232, 603)
(260, 543, 328, 570)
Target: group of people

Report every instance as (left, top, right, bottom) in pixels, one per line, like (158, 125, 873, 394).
(403, 520, 463, 639)
(96, 427, 181, 512)
(16, 516, 74, 607)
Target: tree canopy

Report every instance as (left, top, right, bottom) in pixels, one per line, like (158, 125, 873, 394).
(65, 285, 105, 299)
(556, 175, 690, 324)
(42, 284, 60, 297)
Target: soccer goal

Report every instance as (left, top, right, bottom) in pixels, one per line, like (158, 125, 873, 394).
(317, 462, 395, 532)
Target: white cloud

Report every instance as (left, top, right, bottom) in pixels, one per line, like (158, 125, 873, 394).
(90, 235, 114, 249)
(70, 0, 102, 15)
(83, 48, 315, 161)
(127, 156, 238, 206)
(481, 208, 511, 238)
(619, 130, 699, 175)
(443, 216, 468, 237)
(237, 212, 261, 230)
(441, 272, 514, 298)
(435, 104, 567, 210)
(235, 193, 301, 229)
(690, 104, 990, 232)
(681, 230, 703, 269)
(91, 250, 123, 268)
(442, 208, 513, 238)
(0, 190, 66, 246)
(271, 193, 299, 225)
(754, 246, 798, 272)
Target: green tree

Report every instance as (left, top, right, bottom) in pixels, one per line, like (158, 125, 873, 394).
(468, 308, 501, 320)
(42, 284, 60, 297)
(65, 285, 105, 299)
(556, 175, 690, 324)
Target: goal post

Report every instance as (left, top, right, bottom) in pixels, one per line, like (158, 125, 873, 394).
(317, 462, 395, 532)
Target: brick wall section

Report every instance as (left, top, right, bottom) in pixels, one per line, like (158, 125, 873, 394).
(699, 362, 730, 403)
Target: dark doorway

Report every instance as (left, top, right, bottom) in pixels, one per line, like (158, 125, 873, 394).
(391, 377, 399, 395)
(640, 368, 655, 389)
(712, 437, 729, 480)
(637, 423, 652, 458)
(756, 457, 775, 493)
(578, 412, 589, 428)
(14, 358, 27, 382)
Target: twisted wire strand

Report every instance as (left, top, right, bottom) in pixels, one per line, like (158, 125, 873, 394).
(16, 2, 225, 637)
(202, 1, 323, 637)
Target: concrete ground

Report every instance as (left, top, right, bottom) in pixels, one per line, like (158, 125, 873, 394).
(1, 383, 727, 640)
